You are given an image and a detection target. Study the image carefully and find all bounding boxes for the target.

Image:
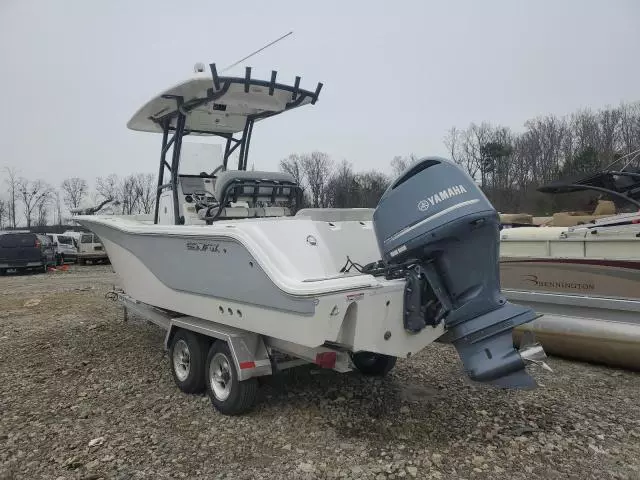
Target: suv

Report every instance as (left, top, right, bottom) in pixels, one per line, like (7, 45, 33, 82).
(46, 233, 78, 264)
(0, 232, 56, 274)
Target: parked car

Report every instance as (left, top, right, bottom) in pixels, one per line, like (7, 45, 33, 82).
(45, 233, 78, 264)
(63, 231, 109, 265)
(0, 231, 57, 274)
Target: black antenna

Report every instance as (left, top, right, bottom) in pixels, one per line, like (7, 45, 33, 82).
(221, 31, 294, 73)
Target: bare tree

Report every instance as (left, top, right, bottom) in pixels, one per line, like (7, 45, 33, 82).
(0, 199, 6, 229)
(597, 107, 622, 166)
(443, 124, 491, 184)
(54, 191, 63, 225)
(96, 174, 120, 202)
(135, 173, 156, 214)
(4, 167, 19, 228)
(468, 123, 494, 187)
(279, 154, 305, 185)
(390, 154, 419, 177)
(18, 179, 51, 228)
(94, 174, 121, 213)
(618, 102, 640, 154)
(301, 152, 333, 208)
(35, 189, 53, 227)
(325, 160, 359, 208)
(280, 154, 308, 207)
(120, 174, 141, 215)
(61, 177, 88, 211)
(357, 170, 390, 207)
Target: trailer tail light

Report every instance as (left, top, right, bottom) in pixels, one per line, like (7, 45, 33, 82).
(315, 351, 337, 369)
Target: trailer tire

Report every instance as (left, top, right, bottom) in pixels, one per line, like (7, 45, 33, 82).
(169, 330, 207, 394)
(205, 342, 258, 416)
(352, 351, 397, 376)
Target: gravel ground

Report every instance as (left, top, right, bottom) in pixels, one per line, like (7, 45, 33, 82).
(1, 265, 639, 480)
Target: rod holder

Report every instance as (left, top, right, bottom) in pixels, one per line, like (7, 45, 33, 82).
(209, 63, 220, 90)
(269, 70, 277, 96)
(244, 66, 252, 93)
(292, 76, 301, 100)
(311, 82, 323, 104)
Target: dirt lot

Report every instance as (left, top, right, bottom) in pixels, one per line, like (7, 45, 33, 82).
(1, 265, 639, 480)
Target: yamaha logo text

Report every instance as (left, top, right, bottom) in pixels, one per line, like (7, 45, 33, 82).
(417, 184, 467, 211)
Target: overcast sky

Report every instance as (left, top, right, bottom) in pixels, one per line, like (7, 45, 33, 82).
(1, 0, 639, 189)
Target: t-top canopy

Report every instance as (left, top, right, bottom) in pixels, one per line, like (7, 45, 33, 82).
(537, 149, 640, 209)
(538, 168, 640, 209)
(127, 63, 322, 135)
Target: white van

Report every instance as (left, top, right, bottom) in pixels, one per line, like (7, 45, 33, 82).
(45, 233, 78, 264)
(62, 231, 109, 265)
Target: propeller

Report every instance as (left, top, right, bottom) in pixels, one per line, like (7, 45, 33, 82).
(518, 330, 553, 373)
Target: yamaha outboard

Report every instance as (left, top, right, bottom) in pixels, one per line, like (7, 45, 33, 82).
(372, 156, 545, 388)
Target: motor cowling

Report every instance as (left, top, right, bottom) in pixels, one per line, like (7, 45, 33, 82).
(373, 156, 541, 389)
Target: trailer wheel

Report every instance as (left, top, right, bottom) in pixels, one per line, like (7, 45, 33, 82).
(205, 342, 258, 415)
(352, 351, 397, 376)
(169, 330, 206, 393)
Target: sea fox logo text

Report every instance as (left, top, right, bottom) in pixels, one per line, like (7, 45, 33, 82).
(186, 241, 220, 253)
(417, 184, 467, 212)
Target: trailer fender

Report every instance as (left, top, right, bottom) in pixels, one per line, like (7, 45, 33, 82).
(165, 316, 272, 381)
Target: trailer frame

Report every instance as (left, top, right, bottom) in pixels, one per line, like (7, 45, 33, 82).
(114, 290, 384, 414)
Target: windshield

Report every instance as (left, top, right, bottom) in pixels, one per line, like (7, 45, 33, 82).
(180, 141, 223, 175)
(57, 236, 73, 245)
(81, 234, 93, 243)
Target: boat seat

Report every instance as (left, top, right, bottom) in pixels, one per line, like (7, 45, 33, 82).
(254, 206, 291, 217)
(593, 200, 616, 216)
(214, 206, 251, 219)
(213, 170, 298, 208)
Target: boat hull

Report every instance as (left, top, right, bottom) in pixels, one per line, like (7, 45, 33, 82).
(500, 257, 640, 370)
(501, 257, 640, 300)
(76, 216, 447, 358)
(512, 310, 640, 371)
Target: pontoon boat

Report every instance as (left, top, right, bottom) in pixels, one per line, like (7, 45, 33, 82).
(500, 156, 640, 370)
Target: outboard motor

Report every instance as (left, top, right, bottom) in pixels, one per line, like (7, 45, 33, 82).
(373, 156, 545, 388)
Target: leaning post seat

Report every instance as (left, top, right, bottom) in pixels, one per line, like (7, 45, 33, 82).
(211, 170, 301, 219)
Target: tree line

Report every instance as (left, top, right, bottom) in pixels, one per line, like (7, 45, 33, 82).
(444, 101, 640, 214)
(2, 99, 638, 228)
(277, 101, 640, 215)
(279, 152, 391, 210)
(0, 171, 156, 229)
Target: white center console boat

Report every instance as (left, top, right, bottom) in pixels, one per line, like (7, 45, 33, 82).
(76, 63, 548, 415)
